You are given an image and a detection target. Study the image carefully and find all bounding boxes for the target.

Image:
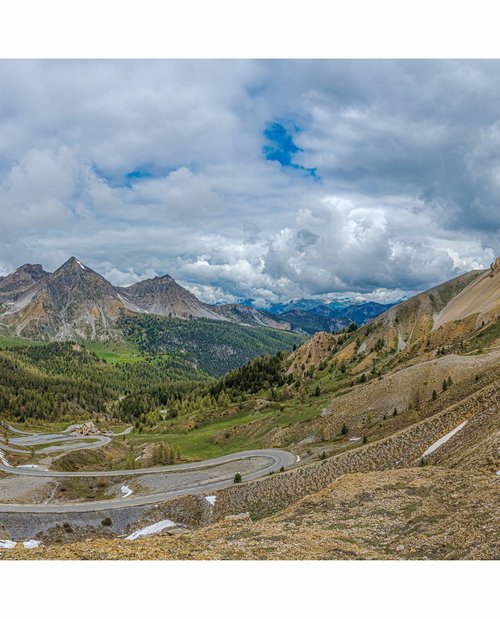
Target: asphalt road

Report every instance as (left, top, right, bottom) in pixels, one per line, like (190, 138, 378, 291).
(0, 448, 295, 513)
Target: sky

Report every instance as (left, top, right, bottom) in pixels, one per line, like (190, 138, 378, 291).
(0, 59, 498, 306)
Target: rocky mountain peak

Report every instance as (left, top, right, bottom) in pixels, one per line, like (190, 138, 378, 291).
(55, 256, 91, 274)
(0, 262, 50, 301)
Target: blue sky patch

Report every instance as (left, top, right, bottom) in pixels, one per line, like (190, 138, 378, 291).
(262, 122, 319, 179)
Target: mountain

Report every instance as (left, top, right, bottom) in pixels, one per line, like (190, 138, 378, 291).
(0, 258, 306, 367)
(0, 263, 49, 306)
(116, 275, 223, 320)
(266, 298, 329, 314)
(1, 257, 128, 341)
(211, 304, 291, 330)
(264, 297, 397, 335)
(277, 309, 351, 335)
(335, 301, 397, 324)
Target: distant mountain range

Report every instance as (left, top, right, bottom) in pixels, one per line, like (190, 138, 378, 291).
(0, 257, 398, 341)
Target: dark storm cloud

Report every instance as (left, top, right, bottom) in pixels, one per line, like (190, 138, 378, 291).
(0, 60, 497, 303)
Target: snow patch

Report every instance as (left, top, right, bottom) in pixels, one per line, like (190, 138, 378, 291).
(349, 437, 362, 442)
(23, 540, 41, 549)
(75, 259, 86, 270)
(296, 455, 301, 462)
(397, 335, 406, 352)
(0, 449, 10, 467)
(422, 421, 468, 458)
(121, 485, 133, 497)
(17, 464, 47, 470)
(126, 519, 176, 540)
(0, 540, 16, 549)
(205, 495, 216, 506)
(358, 342, 367, 354)
(496, 471, 500, 476)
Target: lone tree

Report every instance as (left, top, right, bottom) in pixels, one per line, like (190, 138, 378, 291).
(432, 389, 437, 401)
(233, 472, 242, 484)
(442, 379, 448, 392)
(341, 423, 349, 435)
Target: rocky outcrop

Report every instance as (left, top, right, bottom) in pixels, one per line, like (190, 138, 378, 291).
(490, 257, 500, 277)
(0, 263, 49, 303)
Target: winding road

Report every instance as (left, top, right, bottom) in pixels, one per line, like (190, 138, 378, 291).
(0, 448, 295, 513)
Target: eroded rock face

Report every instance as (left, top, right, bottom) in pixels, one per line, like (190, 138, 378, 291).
(489, 257, 500, 277)
(0, 263, 49, 303)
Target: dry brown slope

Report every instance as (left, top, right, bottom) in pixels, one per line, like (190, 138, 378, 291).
(433, 267, 500, 330)
(7, 467, 499, 560)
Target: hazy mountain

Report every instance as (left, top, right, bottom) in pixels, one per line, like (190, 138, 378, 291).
(278, 309, 351, 335)
(211, 303, 291, 330)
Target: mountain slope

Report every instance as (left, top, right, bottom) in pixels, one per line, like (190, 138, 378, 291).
(116, 275, 223, 320)
(433, 264, 500, 330)
(117, 314, 305, 376)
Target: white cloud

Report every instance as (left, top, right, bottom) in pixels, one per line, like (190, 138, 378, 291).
(0, 60, 497, 303)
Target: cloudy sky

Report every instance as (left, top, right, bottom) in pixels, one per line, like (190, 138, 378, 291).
(0, 60, 498, 305)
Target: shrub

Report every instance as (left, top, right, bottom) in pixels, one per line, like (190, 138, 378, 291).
(233, 472, 242, 484)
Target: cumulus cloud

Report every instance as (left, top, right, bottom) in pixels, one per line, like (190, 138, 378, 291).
(0, 60, 497, 304)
